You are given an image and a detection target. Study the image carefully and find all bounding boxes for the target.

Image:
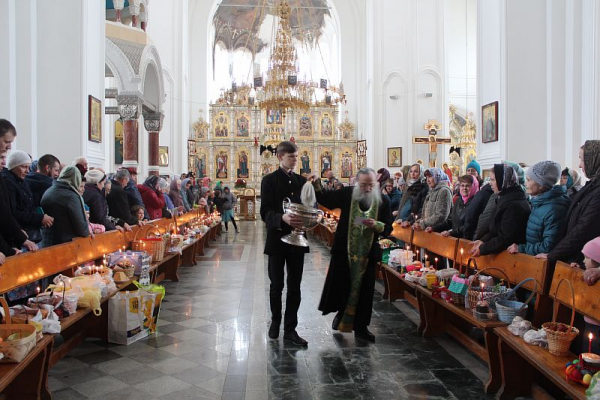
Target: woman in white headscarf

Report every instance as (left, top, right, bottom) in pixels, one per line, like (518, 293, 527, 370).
(40, 165, 90, 246)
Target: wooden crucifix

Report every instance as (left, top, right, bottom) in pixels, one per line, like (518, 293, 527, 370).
(413, 120, 452, 168)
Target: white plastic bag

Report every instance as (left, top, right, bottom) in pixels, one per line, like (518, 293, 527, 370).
(507, 316, 532, 337)
(108, 290, 156, 345)
(523, 329, 547, 347)
(41, 310, 61, 334)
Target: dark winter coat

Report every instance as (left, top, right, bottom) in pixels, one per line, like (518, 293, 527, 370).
(479, 186, 531, 256)
(433, 194, 476, 239)
(549, 178, 600, 264)
(517, 185, 570, 256)
(106, 180, 139, 226)
(137, 184, 166, 220)
(474, 191, 499, 241)
(465, 184, 494, 240)
(124, 180, 148, 219)
(24, 172, 53, 208)
(83, 184, 116, 231)
(1, 170, 44, 242)
(396, 180, 429, 223)
(40, 181, 89, 246)
(0, 175, 27, 254)
(260, 168, 308, 256)
(388, 187, 402, 212)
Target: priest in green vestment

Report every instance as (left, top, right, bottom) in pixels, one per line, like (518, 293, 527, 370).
(311, 167, 392, 342)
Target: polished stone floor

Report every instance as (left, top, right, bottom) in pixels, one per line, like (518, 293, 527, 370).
(49, 221, 491, 399)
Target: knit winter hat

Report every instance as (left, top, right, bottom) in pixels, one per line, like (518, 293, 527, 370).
(7, 150, 31, 170)
(526, 160, 561, 189)
(582, 237, 600, 264)
(84, 169, 106, 185)
(466, 160, 481, 176)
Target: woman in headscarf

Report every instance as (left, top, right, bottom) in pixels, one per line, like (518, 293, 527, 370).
(413, 168, 452, 231)
(83, 169, 120, 232)
(560, 167, 583, 199)
(470, 164, 530, 257)
(436, 174, 480, 239)
(180, 178, 192, 212)
(40, 165, 90, 246)
(544, 141, 600, 264)
(376, 168, 390, 187)
(159, 178, 174, 218)
(137, 175, 166, 220)
(169, 177, 184, 209)
(473, 160, 526, 240)
(395, 163, 429, 226)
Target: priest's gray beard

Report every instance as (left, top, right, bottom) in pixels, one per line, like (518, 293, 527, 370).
(352, 184, 382, 210)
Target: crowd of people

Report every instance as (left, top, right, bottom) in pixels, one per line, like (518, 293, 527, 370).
(0, 119, 239, 301)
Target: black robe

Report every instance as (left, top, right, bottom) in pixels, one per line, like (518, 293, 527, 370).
(260, 168, 309, 256)
(315, 187, 392, 326)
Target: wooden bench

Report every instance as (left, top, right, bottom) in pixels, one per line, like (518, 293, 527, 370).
(0, 212, 198, 398)
(495, 261, 597, 399)
(399, 235, 549, 394)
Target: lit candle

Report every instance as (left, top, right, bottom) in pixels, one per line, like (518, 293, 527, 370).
(435, 257, 438, 269)
(36, 286, 40, 296)
(480, 282, 485, 301)
(416, 250, 420, 261)
(460, 248, 464, 264)
(589, 332, 594, 353)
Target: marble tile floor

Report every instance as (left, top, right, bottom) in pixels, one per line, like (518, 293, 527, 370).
(49, 221, 495, 399)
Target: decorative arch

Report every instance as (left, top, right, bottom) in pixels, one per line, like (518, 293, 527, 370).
(139, 45, 166, 113)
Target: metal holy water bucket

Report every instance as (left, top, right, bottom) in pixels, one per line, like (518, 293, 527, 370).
(281, 197, 324, 247)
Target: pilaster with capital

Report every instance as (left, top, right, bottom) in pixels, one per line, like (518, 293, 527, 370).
(117, 94, 143, 169)
(144, 112, 164, 176)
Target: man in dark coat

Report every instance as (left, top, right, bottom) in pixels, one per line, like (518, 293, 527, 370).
(25, 154, 60, 208)
(122, 167, 149, 220)
(311, 167, 392, 342)
(260, 141, 309, 346)
(107, 169, 142, 227)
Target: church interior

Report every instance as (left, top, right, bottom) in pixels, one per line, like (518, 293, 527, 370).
(1, 0, 600, 399)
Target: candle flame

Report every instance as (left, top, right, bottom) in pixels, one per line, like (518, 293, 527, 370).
(590, 332, 594, 340)
(480, 282, 485, 288)
(460, 248, 464, 255)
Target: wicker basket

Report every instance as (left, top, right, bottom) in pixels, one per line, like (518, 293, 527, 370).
(467, 267, 511, 308)
(132, 226, 165, 262)
(542, 279, 579, 356)
(0, 298, 37, 363)
(494, 278, 538, 323)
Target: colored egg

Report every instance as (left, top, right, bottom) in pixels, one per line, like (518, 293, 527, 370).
(566, 365, 576, 376)
(583, 374, 593, 385)
(571, 369, 583, 381)
(573, 359, 580, 364)
(566, 362, 572, 367)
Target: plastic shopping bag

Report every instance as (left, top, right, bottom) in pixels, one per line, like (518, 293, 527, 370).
(108, 290, 155, 345)
(133, 281, 165, 333)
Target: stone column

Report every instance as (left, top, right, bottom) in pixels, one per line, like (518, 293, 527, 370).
(117, 94, 142, 172)
(113, 0, 125, 23)
(144, 112, 164, 177)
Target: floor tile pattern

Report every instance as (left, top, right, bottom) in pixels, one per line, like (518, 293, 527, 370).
(49, 221, 491, 399)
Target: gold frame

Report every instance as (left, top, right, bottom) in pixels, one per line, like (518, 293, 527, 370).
(159, 146, 169, 167)
(235, 112, 250, 137)
(340, 147, 354, 179)
(215, 149, 229, 180)
(236, 148, 251, 179)
(387, 147, 402, 167)
(319, 113, 334, 138)
(299, 148, 312, 175)
(213, 112, 229, 138)
(320, 149, 333, 178)
(298, 113, 313, 137)
(88, 95, 102, 143)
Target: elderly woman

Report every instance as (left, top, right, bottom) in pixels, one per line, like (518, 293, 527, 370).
(169, 178, 184, 208)
(543, 141, 600, 264)
(436, 174, 480, 239)
(137, 175, 166, 220)
(40, 166, 90, 246)
(83, 169, 123, 232)
(222, 187, 239, 233)
(159, 178, 174, 218)
(507, 161, 570, 256)
(413, 168, 452, 231)
(470, 164, 531, 257)
(560, 167, 583, 199)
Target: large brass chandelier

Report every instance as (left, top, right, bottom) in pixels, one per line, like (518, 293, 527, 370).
(256, 1, 311, 113)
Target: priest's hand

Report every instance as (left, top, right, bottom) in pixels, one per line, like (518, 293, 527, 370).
(362, 218, 376, 228)
(283, 213, 304, 229)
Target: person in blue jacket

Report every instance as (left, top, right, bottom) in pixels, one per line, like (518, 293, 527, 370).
(507, 161, 570, 256)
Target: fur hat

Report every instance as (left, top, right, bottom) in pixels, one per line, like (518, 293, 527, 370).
(7, 150, 31, 170)
(85, 169, 106, 185)
(526, 160, 561, 189)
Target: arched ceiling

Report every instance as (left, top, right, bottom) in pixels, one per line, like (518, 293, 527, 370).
(213, 0, 330, 55)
